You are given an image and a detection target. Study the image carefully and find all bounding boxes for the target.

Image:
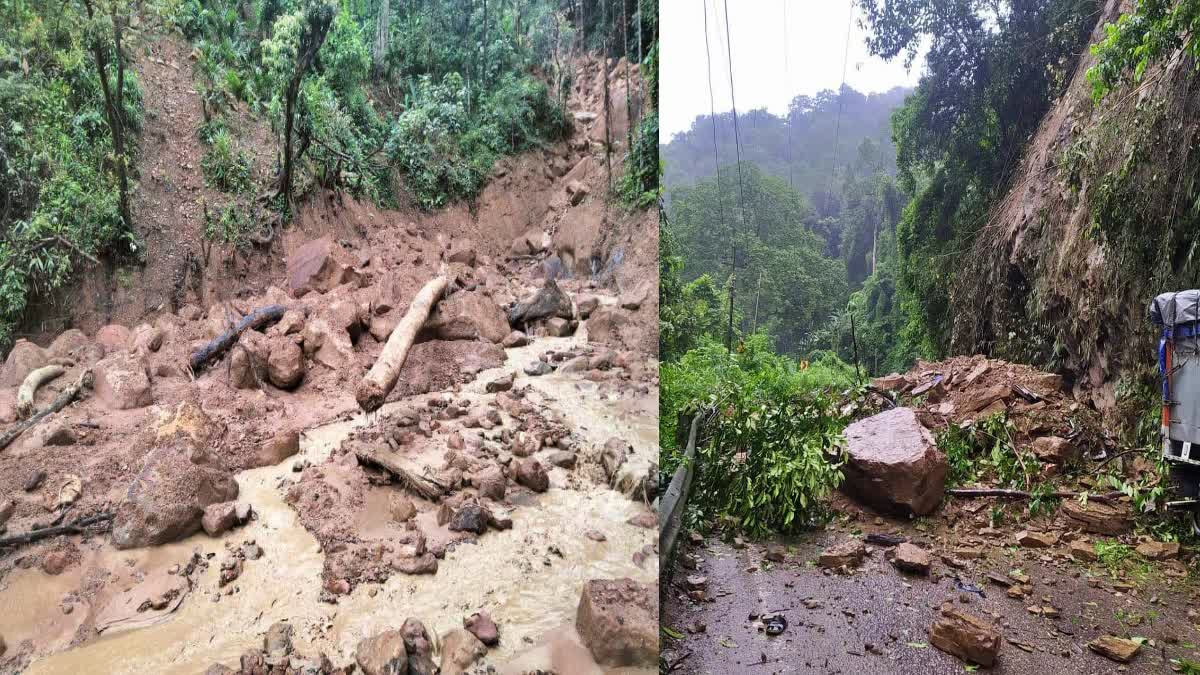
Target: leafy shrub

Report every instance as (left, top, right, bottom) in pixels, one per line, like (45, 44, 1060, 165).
(661, 335, 853, 534)
(201, 128, 252, 193)
(618, 111, 659, 208)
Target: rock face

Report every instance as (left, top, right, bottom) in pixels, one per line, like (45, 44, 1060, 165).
(929, 606, 1003, 667)
(287, 236, 361, 297)
(427, 291, 509, 343)
(94, 352, 153, 410)
(841, 407, 947, 516)
(0, 339, 48, 387)
(575, 578, 657, 667)
(355, 629, 408, 675)
(111, 444, 239, 549)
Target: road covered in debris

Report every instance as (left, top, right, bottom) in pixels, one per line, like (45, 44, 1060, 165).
(662, 356, 1200, 673)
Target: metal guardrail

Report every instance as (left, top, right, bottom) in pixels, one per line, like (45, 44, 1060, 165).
(658, 414, 700, 563)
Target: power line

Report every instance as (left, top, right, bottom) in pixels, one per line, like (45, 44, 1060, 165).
(831, 0, 855, 188)
(702, 0, 734, 353)
(721, 0, 750, 239)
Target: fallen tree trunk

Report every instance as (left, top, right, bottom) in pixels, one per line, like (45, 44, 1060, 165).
(356, 275, 448, 411)
(0, 512, 113, 549)
(355, 446, 446, 500)
(0, 370, 93, 452)
(947, 488, 1123, 503)
(189, 304, 286, 374)
(17, 364, 65, 419)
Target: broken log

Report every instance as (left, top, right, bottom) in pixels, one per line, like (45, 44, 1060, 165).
(864, 532, 907, 547)
(354, 447, 446, 500)
(947, 488, 1122, 503)
(16, 364, 66, 419)
(188, 304, 286, 374)
(356, 275, 448, 411)
(0, 370, 93, 451)
(0, 512, 113, 549)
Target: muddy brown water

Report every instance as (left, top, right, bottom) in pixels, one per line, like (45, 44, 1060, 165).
(3, 327, 657, 674)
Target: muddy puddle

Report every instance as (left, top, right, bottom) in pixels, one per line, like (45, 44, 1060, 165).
(11, 330, 658, 674)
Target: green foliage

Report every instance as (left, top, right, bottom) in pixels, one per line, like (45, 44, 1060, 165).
(661, 335, 853, 534)
(936, 413, 1058, 514)
(203, 201, 252, 250)
(1089, 0, 1200, 100)
(669, 163, 848, 356)
(618, 111, 658, 208)
(0, 0, 143, 348)
(858, 0, 1096, 358)
(201, 128, 252, 193)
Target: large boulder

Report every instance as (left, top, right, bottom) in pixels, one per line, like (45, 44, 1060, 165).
(47, 329, 90, 360)
(0, 339, 49, 387)
(287, 236, 361, 298)
(586, 306, 634, 347)
(301, 318, 354, 369)
(95, 324, 132, 354)
(266, 336, 305, 389)
(508, 279, 573, 326)
(575, 578, 657, 667)
(94, 352, 153, 410)
(355, 630, 408, 675)
(426, 291, 509, 343)
(841, 407, 947, 516)
(929, 606, 1002, 667)
(111, 443, 239, 549)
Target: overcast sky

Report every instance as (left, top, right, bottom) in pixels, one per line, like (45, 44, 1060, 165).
(660, 0, 927, 141)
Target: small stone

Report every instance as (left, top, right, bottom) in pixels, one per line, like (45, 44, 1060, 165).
(24, 469, 46, 491)
(1135, 540, 1180, 560)
(1016, 530, 1059, 548)
(1088, 635, 1140, 663)
(818, 539, 867, 569)
(485, 373, 514, 393)
(891, 543, 931, 575)
(929, 606, 1002, 666)
(464, 611, 500, 646)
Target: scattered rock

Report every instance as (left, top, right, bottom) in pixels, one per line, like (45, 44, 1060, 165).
(929, 606, 1002, 667)
(1016, 530, 1059, 548)
(543, 317, 573, 337)
(41, 550, 70, 575)
(428, 290, 509, 343)
(111, 444, 239, 549)
(501, 331, 529, 348)
(1030, 436, 1075, 463)
(546, 450, 577, 469)
(524, 360, 553, 376)
(0, 499, 13, 528)
(402, 617, 437, 675)
(575, 578, 657, 667)
(95, 324, 133, 354)
(577, 295, 600, 318)
(448, 503, 488, 534)
(24, 469, 46, 491)
(1069, 539, 1098, 562)
(255, 430, 301, 467)
(842, 407, 947, 515)
(464, 611, 500, 646)
(515, 458, 549, 492)
(0, 339, 49, 388)
(94, 352, 153, 410)
(485, 372, 514, 393)
(263, 621, 294, 657)
(446, 239, 477, 266)
(288, 236, 361, 297)
(475, 467, 507, 501)
(891, 543, 932, 575)
(508, 279, 573, 326)
(1061, 499, 1132, 535)
(390, 496, 417, 522)
(818, 539, 867, 569)
(764, 543, 786, 562)
(1136, 539, 1180, 560)
(355, 630, 408, 675)
(132, 324, 164, 353)
(1088, 635, 1140, 663)
(201, 502, 240, 536)
(439, 628, 486, 675)
(266, 337, 305, 389)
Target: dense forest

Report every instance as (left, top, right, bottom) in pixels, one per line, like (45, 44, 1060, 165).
(0, 0, 658, 348)
(660, 85, 911, 372)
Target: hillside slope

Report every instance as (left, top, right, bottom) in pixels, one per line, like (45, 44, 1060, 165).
(949, 0, 1200, 412)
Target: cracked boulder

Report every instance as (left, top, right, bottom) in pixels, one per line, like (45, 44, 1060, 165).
(841, 407, 947, 516)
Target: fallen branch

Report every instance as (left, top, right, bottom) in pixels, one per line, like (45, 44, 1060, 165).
(0, 370, 93, 452)
(188, 304, 286, 374)
(947, 488, 1123, 503)
(356, 275, 448, 412)
(16, 364, 65, 418)
(0, 512, 113, 549)
(355, 447, 446, 500)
